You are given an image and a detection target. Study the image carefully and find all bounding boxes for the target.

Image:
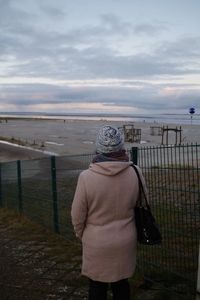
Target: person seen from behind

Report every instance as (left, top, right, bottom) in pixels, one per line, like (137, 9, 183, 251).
(71, 125, 148, 300)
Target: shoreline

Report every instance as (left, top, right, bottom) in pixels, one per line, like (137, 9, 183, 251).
(1, 112, 200, 125)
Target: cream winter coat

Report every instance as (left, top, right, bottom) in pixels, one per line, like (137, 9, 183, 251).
(71, 161, 145, 282)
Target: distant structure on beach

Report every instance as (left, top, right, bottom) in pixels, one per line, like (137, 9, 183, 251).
(150, 126, 163, 136)
(161, 126, 182, 145)
(150, 125, 183, 145)
(120, 124, 141, 143)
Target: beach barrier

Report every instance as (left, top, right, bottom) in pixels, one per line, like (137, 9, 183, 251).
(0, 144, 199, 297)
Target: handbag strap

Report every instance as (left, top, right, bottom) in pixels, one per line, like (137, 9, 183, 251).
(132, 165, 149, 207)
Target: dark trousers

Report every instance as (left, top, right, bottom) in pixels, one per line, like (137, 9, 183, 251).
(89, 278, 130, 300)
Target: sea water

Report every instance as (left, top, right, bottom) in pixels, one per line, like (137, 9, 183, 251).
(0, 112, 199, 125)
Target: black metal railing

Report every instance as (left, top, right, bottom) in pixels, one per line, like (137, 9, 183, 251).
(0, 144, 199, 296)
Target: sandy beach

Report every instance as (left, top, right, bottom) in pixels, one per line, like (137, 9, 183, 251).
(0, 118, 199, 162)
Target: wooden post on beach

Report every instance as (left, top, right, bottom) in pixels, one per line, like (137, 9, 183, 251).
(166, 126, 169, 145)
(51, 156, 59, 233)
(17, 160, 23, 213)
(175, 127, 178, 145)
(180, 126, 182, 144)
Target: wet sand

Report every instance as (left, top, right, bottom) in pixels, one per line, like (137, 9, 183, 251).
(0, 118, 199, 162)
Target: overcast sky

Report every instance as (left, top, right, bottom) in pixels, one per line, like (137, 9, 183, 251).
(0, 0, 200, 115)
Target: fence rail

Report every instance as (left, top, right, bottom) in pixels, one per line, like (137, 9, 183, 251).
(0, 144, 199, 296)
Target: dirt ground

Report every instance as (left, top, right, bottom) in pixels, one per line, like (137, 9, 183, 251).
(0, 209, 195, 300)
(0, 209, 87, 299)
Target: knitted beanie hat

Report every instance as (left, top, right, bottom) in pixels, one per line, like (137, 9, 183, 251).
(96, 125, 124, 154)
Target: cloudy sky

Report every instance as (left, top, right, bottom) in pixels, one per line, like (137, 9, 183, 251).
(0, 0, 200, 115)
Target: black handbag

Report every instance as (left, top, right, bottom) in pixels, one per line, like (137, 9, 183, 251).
(133, 165, 162, 245)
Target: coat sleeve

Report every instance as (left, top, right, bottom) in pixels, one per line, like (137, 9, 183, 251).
(71, 173, 88, 240)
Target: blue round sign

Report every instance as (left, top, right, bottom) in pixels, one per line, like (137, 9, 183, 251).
(189, 107, 195, 115)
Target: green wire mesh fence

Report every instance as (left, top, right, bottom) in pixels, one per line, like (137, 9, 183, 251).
(132, 144, 200, 295)
(0, 144, 199, 296)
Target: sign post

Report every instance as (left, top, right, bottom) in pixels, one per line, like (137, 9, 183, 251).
(189, 107, 195, 124)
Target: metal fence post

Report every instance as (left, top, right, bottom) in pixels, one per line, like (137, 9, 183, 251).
(131, 147, 138, 164)
(17, 160, 23, 212)
(0, 164, 2, 207)
(197, 242, 200, 299)
(51, 156, 59, 233)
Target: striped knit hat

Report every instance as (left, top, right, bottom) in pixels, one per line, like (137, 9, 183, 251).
(96, 125, 124, 154)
